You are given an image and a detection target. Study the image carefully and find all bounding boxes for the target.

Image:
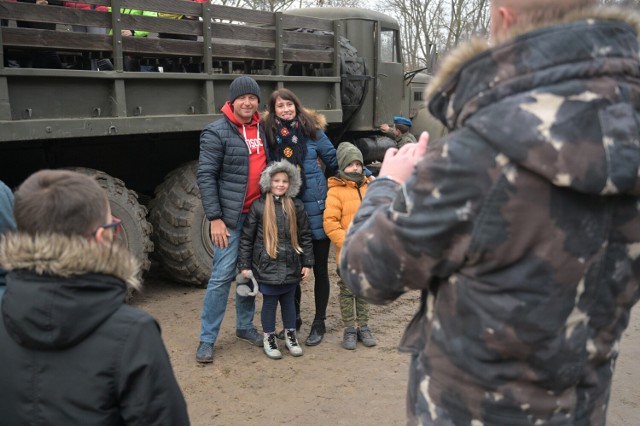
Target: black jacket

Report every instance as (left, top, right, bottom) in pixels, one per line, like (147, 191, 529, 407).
(238, 195, 314, 285)
(0, 234, 189, 426)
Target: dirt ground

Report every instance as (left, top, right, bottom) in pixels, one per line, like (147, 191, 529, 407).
(132, 252, 640, 426)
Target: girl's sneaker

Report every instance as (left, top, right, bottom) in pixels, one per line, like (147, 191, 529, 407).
(263, 334, 282, 359)
(284, 330, 303, 357)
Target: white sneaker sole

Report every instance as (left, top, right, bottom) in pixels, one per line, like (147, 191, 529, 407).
(264, 349, 282, 359)
(286, 345, 303, 357)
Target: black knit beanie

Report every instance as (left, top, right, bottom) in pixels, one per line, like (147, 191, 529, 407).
(228, 76, 261, 103)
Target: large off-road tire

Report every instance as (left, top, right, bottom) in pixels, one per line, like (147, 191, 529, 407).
(66, 167, 153, 272)
(149, 161, 212, 287)
(338, 35, 367, 111)
(289, 30, 367, 115)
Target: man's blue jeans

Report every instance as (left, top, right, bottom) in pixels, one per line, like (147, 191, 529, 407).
(199, 214, 256, 344)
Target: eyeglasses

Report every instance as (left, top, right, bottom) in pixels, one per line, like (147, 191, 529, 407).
(94, 217, 122, 236)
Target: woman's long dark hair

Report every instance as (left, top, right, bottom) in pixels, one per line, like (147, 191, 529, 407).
(264, 88, 319, 149)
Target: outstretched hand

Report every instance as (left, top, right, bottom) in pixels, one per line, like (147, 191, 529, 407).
(378, 132, 429, 184)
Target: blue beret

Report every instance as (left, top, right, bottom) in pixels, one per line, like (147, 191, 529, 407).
(393, 116, 412, 127)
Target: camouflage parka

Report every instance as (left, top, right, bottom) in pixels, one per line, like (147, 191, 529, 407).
(340, 7, 640, 426)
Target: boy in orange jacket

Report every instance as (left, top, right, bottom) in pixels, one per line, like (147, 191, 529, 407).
(323, 142, 376, 350)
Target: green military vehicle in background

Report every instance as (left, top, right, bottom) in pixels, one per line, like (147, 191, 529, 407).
(0, 0, 444, 285)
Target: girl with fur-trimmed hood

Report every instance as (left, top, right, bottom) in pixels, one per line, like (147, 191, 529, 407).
(237, 160, 314, 360)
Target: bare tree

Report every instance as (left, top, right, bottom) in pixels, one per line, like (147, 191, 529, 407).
(379, 0, 446, 71)
(239, 0, 296, 12)
(444, 0, 490, 51)
(299, 0, 363, 7)
(602, 0, 640, 6)
(212, 0, 246, 8)
(240, 0, 363, 12)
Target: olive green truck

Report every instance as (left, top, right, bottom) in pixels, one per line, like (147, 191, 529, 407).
(0, 0, 444, 285)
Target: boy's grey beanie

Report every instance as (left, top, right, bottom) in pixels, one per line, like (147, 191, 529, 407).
(228, 76, 261, 103)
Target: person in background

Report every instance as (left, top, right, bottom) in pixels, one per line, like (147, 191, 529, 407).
(0, 181, 16, 298)
(157, 0, 206, 72)
(340, 0, 640, 424)
(64, 0, 108, 33)
(323, 143, 376, 350)
(63, 0, 110, 70)
(238, 160, 313, 360)
(380, 116, 416, 149)
(262, 88, 338, 346)
(1, 0, 18, 67)
(16, 0, 63, 68)
(0, 170, 189, 425)
(196, 76, 266, 364)
(108, 6, 158, 71)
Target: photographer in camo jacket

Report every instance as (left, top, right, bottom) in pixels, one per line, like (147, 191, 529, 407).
(340, 0, 640, 424)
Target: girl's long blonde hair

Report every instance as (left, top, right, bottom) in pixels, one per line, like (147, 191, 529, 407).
(263, 194, 303, 259)
(258, 160, 304, 259)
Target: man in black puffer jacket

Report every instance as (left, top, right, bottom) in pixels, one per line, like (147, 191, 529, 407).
(195, 76, 268, 363)
(0, 170, 189, 425)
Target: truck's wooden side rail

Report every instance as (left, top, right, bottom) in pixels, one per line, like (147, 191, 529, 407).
(0, 0, 335, 65)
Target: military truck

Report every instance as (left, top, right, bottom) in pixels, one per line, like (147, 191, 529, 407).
(0, 0, 443, 285)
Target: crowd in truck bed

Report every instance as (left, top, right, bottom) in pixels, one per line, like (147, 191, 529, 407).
(1, 0, 208, 71)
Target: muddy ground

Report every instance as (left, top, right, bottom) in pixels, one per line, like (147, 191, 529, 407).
(132, 253, 639, 426)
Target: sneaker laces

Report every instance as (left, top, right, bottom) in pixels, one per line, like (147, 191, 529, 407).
(345, 328, 357, 340)
(286, 330, 299, 347)
(268, 335, 278, 350)
(360, 327, 373, 340)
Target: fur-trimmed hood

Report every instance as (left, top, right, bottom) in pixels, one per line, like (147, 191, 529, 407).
(426, 7, 640, 112)
(259, 160, 302, 198)
(424, 6, 640, 196)
(0, 233, 141, 350)
(0, 233, 140, 290)
(261, 108, 327, 130)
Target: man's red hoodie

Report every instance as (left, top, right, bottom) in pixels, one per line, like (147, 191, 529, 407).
(221, 102, 266, 213)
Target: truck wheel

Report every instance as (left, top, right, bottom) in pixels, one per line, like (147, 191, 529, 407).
(149, 161, 212, 287)
(66, 167, 153, 273)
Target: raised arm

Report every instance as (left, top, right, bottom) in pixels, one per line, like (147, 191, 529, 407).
(339, 132, 487, 304)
